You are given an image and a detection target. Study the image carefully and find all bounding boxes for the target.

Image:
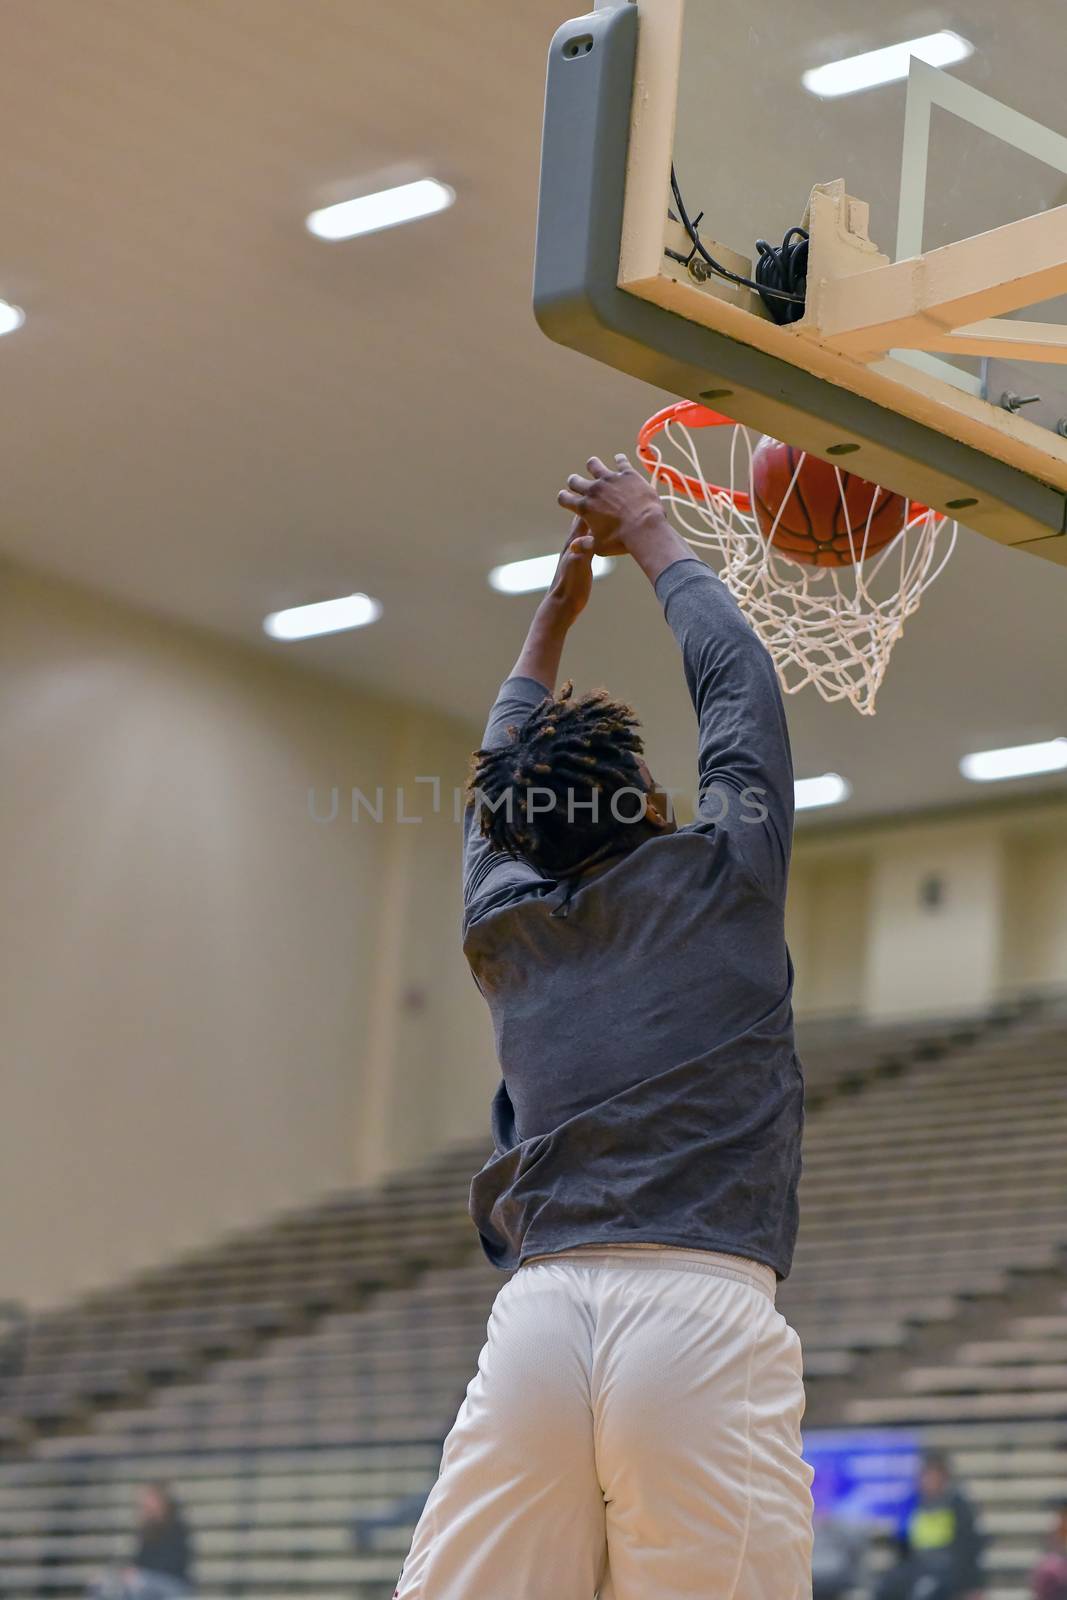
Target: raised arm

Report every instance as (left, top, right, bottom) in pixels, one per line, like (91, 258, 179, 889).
(507, 522, 597, 688)
(655, 559, 793, 894)
(462, 527, 597, 925)
(558, 455, 794, 897)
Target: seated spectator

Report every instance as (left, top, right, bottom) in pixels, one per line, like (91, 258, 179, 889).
(1032, 1501, 1067, 1600)
(874, 1450, 985, 1600)
(90, 1483, 194, 1600)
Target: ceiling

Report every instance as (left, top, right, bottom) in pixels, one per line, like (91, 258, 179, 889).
(1, 0, 1065, 824)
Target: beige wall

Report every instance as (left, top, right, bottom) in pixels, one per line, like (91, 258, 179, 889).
(863, 821, 1004, 1020)
(1001, 826, 1067, 997)
(0, 563, 496, 1309)
(791, 800, 1067, 1020)
(788, 857, 871, 1017)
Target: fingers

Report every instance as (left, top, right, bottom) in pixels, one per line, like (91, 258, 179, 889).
(563, 521, 598, 560)
(561, 514, 585, 553)
(561, 532, 594, 563)
(560, 453, 635, 514)
(560, 532, 594, 569)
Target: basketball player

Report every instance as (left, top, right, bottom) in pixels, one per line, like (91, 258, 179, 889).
(394, 455, 813, 1599)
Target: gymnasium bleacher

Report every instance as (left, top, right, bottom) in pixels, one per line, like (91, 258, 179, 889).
(1, 1002, 1065, 1600)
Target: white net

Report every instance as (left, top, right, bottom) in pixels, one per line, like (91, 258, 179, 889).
(638, 408, 958, 716)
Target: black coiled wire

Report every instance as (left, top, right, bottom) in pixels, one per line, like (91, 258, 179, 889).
(668, 165, 809, 327)
(753, 227, 809, 325)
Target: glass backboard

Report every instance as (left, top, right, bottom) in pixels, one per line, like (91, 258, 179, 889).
(533, 0, 1067, 565)
(672, 0, 1067, 433)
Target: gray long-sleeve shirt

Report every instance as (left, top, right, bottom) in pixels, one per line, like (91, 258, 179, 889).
(462, 556, 802, 1277)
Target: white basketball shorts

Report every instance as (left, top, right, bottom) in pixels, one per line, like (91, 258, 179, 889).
(394, 1244, 814, 1599)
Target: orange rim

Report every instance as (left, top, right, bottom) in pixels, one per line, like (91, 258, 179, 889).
(637, 399, 937, 522)
(637, 401, 751, 512)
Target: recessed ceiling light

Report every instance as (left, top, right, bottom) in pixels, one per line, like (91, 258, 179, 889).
(306, 179, 455, 242)
(802, 32, 973, 99)
(263, 593, 382, 641)
(0, 300, 25, 336)
(488, 553, 615, 595)
(794, 772, 851, 811)
(959, 737, 1067, 783)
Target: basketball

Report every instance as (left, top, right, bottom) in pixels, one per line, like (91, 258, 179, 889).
(750, 435, 908, 567)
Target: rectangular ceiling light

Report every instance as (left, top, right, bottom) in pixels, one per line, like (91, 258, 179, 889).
(802, 32, 973, 99)
(488, 553, 614, 595)
(960, 737, 1067, 783)
(0, 299, 24, 336)
(263, 593, 382, 641)
(306, 179, 455, 242)
(794, 772, 851, 811)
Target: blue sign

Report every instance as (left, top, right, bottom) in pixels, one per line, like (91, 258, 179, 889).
(804, 1429, 921, 1529)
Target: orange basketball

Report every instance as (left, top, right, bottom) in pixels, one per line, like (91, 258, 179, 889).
(750, 435, 907, 567)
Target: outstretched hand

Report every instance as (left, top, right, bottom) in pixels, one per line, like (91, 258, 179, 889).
(543, 519, 597, 624)
(507, 518, 597, 688)
(557, 454, 665, 556)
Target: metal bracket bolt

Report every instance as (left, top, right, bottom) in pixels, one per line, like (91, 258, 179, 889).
(1000, 390, 1042, 413)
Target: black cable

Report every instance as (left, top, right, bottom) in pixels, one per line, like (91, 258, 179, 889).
(753, 226, 809, 325)
(667, 165, 808, 326)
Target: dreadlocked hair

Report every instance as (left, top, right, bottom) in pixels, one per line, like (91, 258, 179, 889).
(467, 682, 647, 876)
